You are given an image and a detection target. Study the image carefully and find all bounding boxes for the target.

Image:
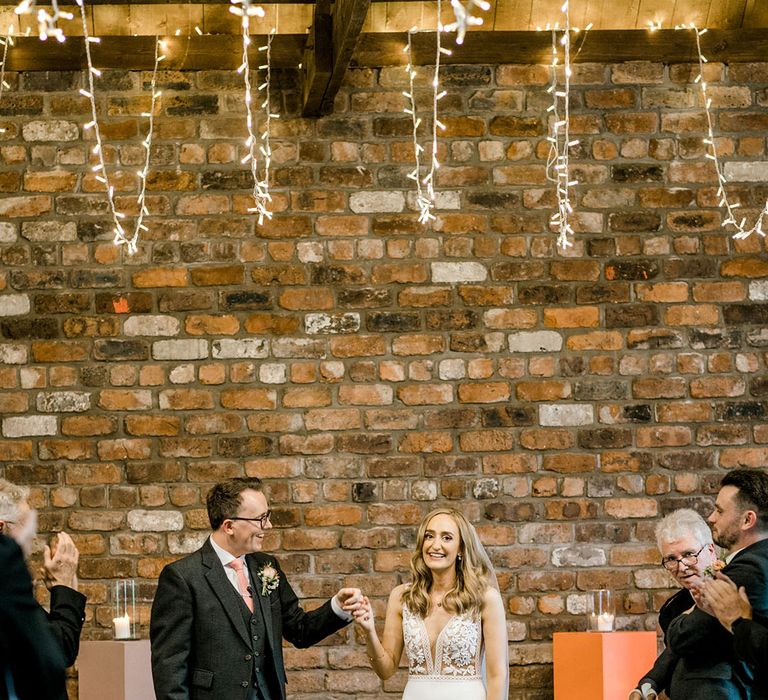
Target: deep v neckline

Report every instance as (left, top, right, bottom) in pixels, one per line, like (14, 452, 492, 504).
(419, 613, 455, 671)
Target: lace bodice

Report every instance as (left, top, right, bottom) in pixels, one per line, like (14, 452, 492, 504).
(402, 604, 483, 679)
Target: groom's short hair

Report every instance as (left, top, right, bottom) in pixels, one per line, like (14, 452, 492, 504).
(721, 469, 768, 531)
(207, 477, 263, 530)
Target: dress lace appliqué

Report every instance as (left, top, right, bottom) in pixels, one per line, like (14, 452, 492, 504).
(402, 604, 482, 680)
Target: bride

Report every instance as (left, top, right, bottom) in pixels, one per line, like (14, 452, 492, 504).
(353, 507, 508, 700)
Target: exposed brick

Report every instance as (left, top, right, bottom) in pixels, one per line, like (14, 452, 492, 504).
(520, 429, 575, 450)
(2, 64, 768, 696)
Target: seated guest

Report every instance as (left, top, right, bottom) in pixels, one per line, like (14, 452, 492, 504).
(0, 533, 67, 700)
(0, 479, 86, 699)
(665, 469, 768, 700)
(703, 572, 768, 670)
(629, 508, 719, 700)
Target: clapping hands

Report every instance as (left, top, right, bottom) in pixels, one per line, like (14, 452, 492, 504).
(701, 572, 752, 631)
(42, 532, 79, 590)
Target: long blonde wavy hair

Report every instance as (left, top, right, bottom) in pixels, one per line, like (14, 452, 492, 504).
(402, 508, 493, 616)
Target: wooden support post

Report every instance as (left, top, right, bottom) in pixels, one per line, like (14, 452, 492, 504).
(301, 0, 334, 116)
(301, 0, 372, 116)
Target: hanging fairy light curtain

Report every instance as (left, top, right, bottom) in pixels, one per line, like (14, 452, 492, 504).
(76, 0, 164, 254)
(402, 0, 490, 226)
(403, 0, 452, 225)
(545, 1, 578, 250)
(677, 22, 768, 240)
(230, 0, 278, 225)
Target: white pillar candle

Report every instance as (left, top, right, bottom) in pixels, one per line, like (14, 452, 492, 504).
(113, 614, 131, 640)
(596, 612, 614, 632)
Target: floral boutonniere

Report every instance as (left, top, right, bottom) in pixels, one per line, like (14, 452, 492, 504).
(703, 559, 726, 579)
(257, 563, 280, 596)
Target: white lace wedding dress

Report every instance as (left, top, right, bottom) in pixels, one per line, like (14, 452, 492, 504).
(401, 604, 486, 700)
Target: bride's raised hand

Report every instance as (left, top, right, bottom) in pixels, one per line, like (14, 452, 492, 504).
(353, 596, 376, 633)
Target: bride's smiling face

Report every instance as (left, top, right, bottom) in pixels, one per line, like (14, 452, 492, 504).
(421, 513, 461, 573)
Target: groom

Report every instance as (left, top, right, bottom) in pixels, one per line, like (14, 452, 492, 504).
(150, 477, 363, 700)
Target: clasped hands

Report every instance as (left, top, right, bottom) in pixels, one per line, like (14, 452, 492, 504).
(335, 588, 374, 630)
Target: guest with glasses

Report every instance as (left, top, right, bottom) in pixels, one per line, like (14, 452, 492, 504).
(150, 477, 366, 700)
(665, 469, 768, 700)
(629, 508, 720, 700)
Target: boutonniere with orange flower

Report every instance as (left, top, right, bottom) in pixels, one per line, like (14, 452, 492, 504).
(257, 563, 280, 596)
(703, 559, 726, 579)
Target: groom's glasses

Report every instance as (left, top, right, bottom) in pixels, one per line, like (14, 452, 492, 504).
(660, 544, 707, 571)
(228, 510, 272, 528)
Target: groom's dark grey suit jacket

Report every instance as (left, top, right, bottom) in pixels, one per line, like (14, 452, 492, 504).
(150, 538, 349, 700)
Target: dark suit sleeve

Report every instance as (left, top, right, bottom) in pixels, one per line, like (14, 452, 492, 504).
(667, 555, 766, 656)
(47, 584, 87, 666)
(732, 618, 768, 667)
(0, 536, 67, 699)
(272, 558, 349, 649)
(150, 564, 194, 700)
(635, 647, 677, 695)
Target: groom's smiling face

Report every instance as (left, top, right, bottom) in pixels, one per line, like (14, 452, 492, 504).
(224, 488, 273, 557)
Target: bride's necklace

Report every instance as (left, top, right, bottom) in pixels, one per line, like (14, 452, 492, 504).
(433, 591, 449, 608)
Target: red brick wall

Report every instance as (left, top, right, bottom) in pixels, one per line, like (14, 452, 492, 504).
(1, 59, 768, 699)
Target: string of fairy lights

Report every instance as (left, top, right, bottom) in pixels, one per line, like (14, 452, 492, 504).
(0, 28, 13, 135)
(231, 0, 277, 226)
(403, 13, 451, 225)
(403, 0, 491, 225)
(545, 2, 577, 250)
(403, 29, 431, 223)
(677, 22, 768, 240)
(76, 0, 165, 254)
(132, 39, 164, 252)
(7, 0, 767, 246)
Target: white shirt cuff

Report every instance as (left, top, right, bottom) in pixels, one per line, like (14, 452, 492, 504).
(331, 594, 353, 621)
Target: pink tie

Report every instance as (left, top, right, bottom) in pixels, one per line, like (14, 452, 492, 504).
(228, 559, 254, 612)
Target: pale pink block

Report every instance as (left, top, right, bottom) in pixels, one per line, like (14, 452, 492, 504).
(78, 640, 155, 700)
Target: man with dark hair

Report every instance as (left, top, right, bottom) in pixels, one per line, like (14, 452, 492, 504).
(666, 468, 768, 700)
(150, 477, 364, 700)
(0, 534, 67, 700)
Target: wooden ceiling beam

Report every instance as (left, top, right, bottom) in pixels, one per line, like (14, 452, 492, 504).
(301, 0, 372, 115)
(4, 28, 768, 71)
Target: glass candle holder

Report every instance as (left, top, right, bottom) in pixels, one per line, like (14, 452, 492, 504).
(112, 579, 138, 640)
(588, 589, 615, 632)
